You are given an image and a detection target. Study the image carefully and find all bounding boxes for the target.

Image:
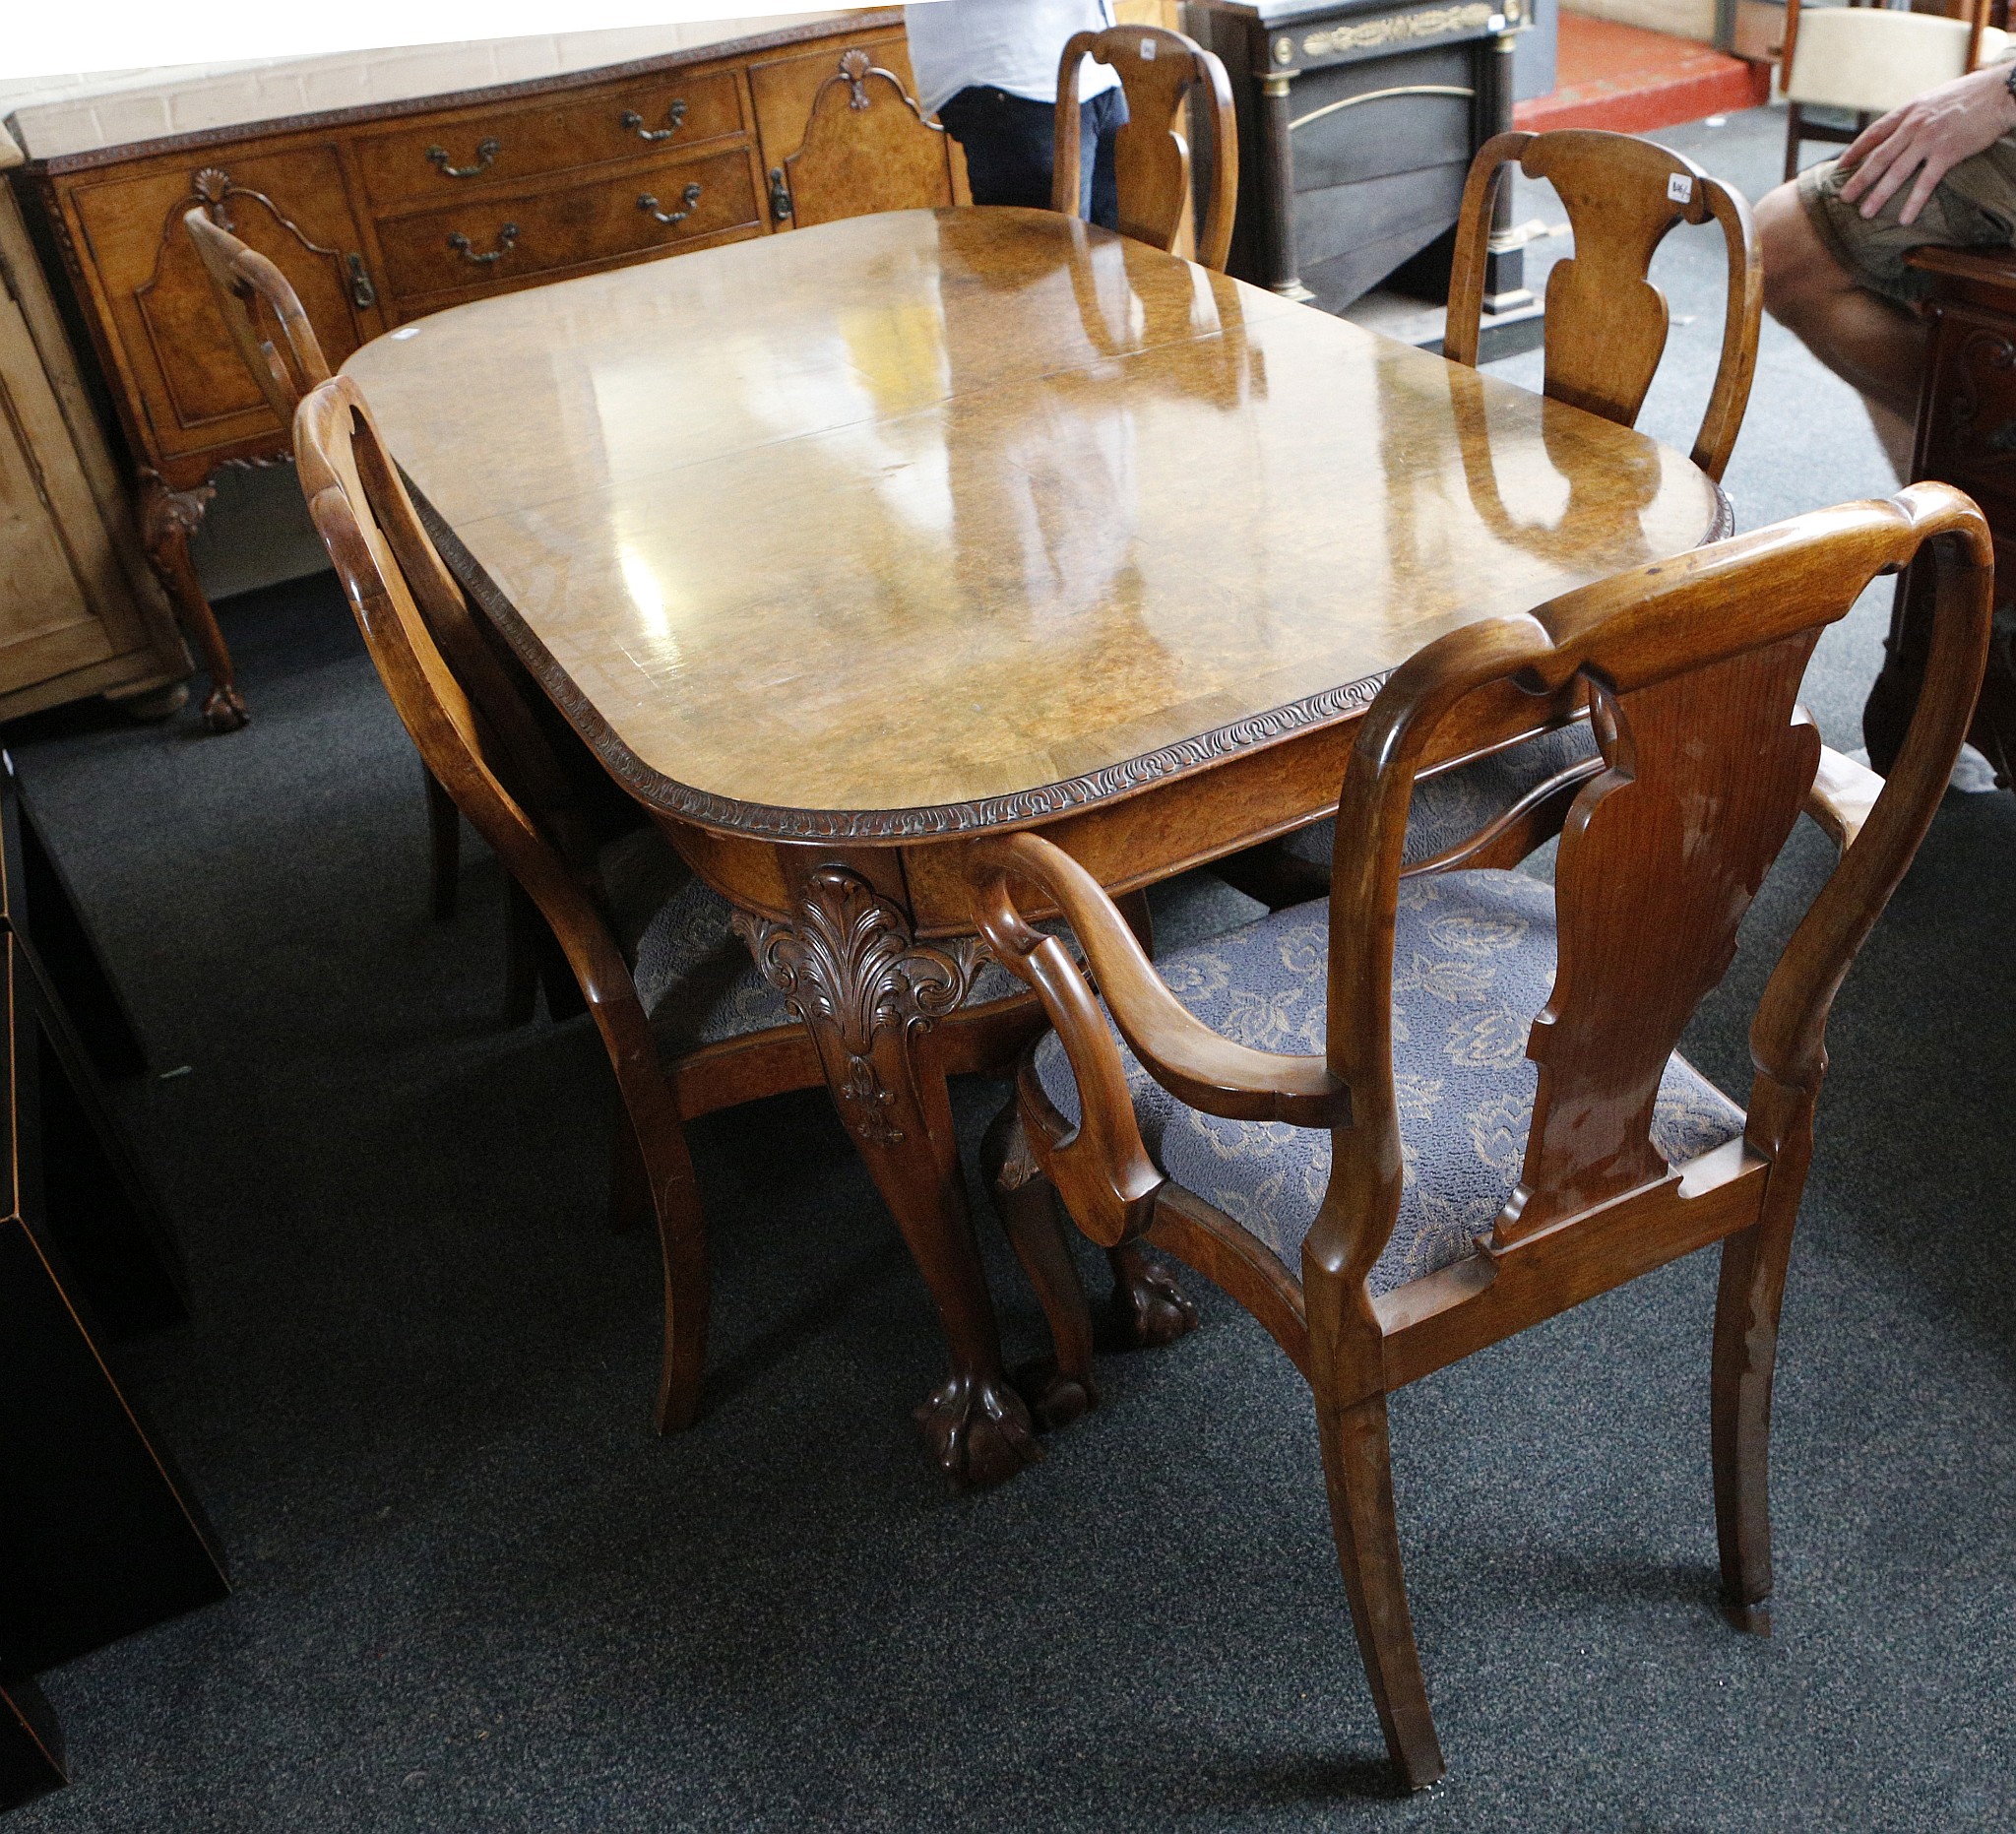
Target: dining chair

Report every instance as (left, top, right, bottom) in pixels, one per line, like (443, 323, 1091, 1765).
(772, 48, 961, 228)
(972, 481, 1991, 1787)
(1052, 26, 1238, 273)
(1779, 0, 2009, 183)
(186, 209, 464, 928)
(1231, 128, 1766, 907)
(292, 369, 1196, 1442)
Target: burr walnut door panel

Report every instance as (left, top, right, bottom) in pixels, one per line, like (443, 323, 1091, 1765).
(372, 144, 763, 310)
(67, 145, 382, 467)
(749, 31, 954, 225)
(351, 66, 748, 207)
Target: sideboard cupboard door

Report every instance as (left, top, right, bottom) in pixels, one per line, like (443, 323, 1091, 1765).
(749, 32, 963, 227)
(67, 145, 383, 470)
(0, 265, 166, 696)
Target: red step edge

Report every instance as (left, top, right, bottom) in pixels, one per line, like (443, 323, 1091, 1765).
(1515, 57, 1772, 136)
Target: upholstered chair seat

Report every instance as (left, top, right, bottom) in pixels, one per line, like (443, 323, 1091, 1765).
(600, 829, 1269, 1057)
(1279, 722, 1602, 876)
(1034, 867, 1744, 1296)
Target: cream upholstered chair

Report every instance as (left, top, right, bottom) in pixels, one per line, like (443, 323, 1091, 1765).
(1782, 0, 2013, 181)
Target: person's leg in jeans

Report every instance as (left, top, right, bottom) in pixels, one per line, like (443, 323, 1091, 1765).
(938, 85, 1130, 229)
(1084, 85, 1127, 231)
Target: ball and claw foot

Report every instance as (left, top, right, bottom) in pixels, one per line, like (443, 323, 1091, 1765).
(202, 684, 250, 733)
(1009, 1354, 1098, 1432)
(914, 1370, 1044, 1488)
(1106, 1249, 1200, 1350)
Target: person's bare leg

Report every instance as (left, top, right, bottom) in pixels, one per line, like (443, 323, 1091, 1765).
(1756, 181, 1925, 478)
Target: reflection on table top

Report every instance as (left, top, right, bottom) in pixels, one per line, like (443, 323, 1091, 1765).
(344, 207, 1724, 839)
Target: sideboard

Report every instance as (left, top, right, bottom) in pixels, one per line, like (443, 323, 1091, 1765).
(8, 11, 962, 729)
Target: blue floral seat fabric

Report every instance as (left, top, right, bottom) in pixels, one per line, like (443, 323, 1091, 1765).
(598, 830, 1271, 1060)
(1033, 868, 1746, 1299)
(1282, 722, 1602, 873)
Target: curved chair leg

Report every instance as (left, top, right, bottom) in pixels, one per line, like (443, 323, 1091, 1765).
(424, 766, 460, 920)
(1105, 1242, 1200, 1348)
(502, 878, 540, 1025)
(609, 1100, 650, 1235)
(1711, 1202, 1798, 1634)
(1317, 1391, 1445, 1791)
(982, 1101, 1099, 1429)
(625, 1095, 709, 1435)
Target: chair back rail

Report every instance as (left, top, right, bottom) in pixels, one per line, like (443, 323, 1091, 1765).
(294, 378, 641, 1006)
(1051, 26, 1238, 273)
(184, 208, 331, 425)
(1444, 129, 1761, 482)
(779, 49, 957, 228)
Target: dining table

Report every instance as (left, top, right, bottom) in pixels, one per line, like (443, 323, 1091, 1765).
(343, 205, 1729, 1488)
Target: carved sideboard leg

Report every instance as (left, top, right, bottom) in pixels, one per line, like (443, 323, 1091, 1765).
(139, 471, 246, 733)
(740, 863, 1040, 1488)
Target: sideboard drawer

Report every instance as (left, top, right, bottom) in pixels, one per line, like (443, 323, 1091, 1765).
(373, 145, 761, 303)
(352, 66, 747, 206)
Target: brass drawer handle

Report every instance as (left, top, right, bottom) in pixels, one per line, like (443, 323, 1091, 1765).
(346, 253, 377, 309)
(769, 167, 792, 222)
(447, 222, 520, 265)
(426, 137, 501, 178)
(637, 183, 703, 226)
(620, 101, 688, 142)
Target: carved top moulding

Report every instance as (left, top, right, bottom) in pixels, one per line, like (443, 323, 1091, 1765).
(5, 11, 863, 165)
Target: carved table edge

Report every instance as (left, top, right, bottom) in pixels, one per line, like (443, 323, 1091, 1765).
(409, 459, 1735, 846)
(412, 487, 1396, 842)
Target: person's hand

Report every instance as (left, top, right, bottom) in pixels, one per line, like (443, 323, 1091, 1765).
(1836, 64, 2016, 225)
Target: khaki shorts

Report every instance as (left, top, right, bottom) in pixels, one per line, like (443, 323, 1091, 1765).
(1799, 133, 2016, 305)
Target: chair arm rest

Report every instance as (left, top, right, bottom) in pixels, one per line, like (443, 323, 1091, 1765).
(1804, 744, 1882, 854)
(973, 833, 1348, 1128)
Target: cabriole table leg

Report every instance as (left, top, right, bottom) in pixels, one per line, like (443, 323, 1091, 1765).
(742, 859, 1040, 1488)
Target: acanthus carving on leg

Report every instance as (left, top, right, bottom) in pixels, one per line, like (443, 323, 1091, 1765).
(734, 871, 1039, 1486)
(732, 871, 985, 1146)
(138, 470, 246, 732)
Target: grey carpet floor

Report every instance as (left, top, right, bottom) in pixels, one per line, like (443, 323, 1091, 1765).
(10, 101, 2016, 1831)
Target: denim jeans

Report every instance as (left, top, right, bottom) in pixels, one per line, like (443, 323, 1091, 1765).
(935, 85, 1128, 231)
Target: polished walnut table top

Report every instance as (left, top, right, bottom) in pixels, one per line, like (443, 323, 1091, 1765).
(345, 207, 1724, 839)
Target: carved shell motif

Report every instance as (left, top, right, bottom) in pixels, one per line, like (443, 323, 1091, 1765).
(192, 166, 235, 230)
(840, 48, 874, 109)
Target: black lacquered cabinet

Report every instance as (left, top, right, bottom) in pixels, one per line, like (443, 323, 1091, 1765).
(1192, 0, 1532, 317)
